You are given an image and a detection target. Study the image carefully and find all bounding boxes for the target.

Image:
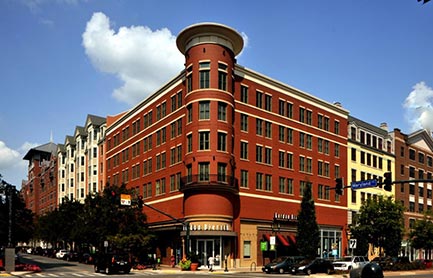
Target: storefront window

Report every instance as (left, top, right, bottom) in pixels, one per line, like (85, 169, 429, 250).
(243, 241, 251, 258)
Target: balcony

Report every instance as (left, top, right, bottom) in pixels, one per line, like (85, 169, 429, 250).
(180, 174, 239, 194)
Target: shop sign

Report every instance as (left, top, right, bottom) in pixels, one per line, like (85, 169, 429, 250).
(274, 212, 298, 221)
(260, 241, 268, 251)
(189, 223, 231, 231)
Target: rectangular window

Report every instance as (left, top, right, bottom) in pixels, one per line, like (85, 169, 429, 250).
(256, 172, 263, 190)
(199, 162, 210, 181)
(199, 131, 210, 150)
(217, 132, 227, 152)
(279, 126, 285, 142)
(265, 147, 272, 164)
(199, 62, 210, 88)
(187, 67, 193, 92)
(240, 85, 248, 103)
(286, 128, 293, 144)
(278, 100, 285, 116)
(243, 241, 251, 259)
(199, 101, 210, 120)
(256, 91, 263, 108)
(217, 163, 227, 182)
(287, 153, 293, 169)
(218, 69, 227, 91)
(256, 119, 263, 135)
(286, 103, 293, 118)
(334, 121, 340, 135)
(187, 104, 193, 123)
(240, 141, 248, 160)
(241, 114, 248, 132)
(265, 174, 272, 191)
(299, 107, 305, 123)
(265, 94, 272, 112)
(187, 134, 193, 153)
(256, 145, 263, 163)
(265, 121, 272, 138)
(306, 110, 312, 125)
(240, 170, 248, 188)
(218, 102, 227, 121)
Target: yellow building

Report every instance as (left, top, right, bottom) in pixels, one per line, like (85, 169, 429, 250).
(346, 116, 395, 227)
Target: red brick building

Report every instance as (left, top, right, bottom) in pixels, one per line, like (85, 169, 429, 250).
(105, 22, 349, 268)
(22, 142, 58, 216)
(392, 128, 433, 260)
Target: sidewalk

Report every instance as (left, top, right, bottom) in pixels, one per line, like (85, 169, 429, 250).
(136, 264, 433, 277)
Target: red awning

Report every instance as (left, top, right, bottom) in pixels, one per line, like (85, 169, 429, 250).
(288, 234, 296, 244)
(263, 234, 270, 241)
(277, 234, 290, 247)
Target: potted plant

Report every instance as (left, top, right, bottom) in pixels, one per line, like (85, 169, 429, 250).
(178, 257, 191, 270)
(189, 253, 200, 271)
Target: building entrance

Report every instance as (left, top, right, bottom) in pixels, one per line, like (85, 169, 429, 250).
(192, 238, 222, 267)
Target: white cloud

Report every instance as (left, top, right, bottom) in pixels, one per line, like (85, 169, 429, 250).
(82, 12, 184, 106)
(0, 141, 21, 170)
(403, 82, 433, 132)
(0, 141, 39, 187)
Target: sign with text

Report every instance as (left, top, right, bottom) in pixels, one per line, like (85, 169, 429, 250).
(351, 179, 377, 190)
(120, 194, 131, 206)
(349, 239, 357, 249)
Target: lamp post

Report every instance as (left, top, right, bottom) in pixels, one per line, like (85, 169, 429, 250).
(271, 218, 281, 260)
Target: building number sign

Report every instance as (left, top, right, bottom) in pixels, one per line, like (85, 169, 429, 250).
(349, 239, 357, 249)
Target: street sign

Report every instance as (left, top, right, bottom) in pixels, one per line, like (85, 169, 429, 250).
(120, 194, 131, 206)
(270, 236, 276, 245)
(351, 179, 377, 190)
(349, 239, 357, 249)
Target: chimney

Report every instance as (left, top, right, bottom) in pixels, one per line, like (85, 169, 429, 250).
(380, 122, 388, 131)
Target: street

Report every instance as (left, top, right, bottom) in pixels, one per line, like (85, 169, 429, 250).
(9, 254, 433, 278)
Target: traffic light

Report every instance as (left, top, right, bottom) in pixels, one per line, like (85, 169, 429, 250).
(383, 172, 392, 191)
(335, 178, 343, 195)
(137, 195, 144, 209)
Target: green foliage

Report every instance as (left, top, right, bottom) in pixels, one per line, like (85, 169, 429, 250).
(409, 212, 433, 253)
(0, 183, 35, 246)
(34, 183, 154, 258)
(296, 182, 320, 259)
(350, 196, 404, 257)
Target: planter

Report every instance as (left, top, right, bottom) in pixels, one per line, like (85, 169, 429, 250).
(190, 262, 199, 271)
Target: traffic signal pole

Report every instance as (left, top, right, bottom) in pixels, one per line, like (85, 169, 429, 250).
(141, 202, 190, 258)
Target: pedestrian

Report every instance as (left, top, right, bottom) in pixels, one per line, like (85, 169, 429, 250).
(208, 256, 215, 272)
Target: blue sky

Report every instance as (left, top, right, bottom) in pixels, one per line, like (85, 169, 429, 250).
(0, 0, 432, 187)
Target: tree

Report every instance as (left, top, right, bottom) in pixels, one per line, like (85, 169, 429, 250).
(409, 213, 433, 259)
(296, 182, 320, 259)
(350, 196, 404, 257)
(0, 176, 34, 246)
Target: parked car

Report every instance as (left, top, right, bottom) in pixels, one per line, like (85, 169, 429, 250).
(291, 258, 334, 275)
(333, 256, 369, 271)
(94, 253, 131, 274)
(65, 252, 79, 261)
(55, 249, 70, 259)
(79, 253, 94, 264)
(262, 256, 303, 274)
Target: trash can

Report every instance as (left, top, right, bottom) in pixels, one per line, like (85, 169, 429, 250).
(350, 263, 384, 278)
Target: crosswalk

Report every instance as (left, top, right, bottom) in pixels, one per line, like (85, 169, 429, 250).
(22, 271, 158, 277)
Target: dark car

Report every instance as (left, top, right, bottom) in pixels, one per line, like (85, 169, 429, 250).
(291, 258, 334, 275)
(262, 256, 303, 274)
(94, 253, 131, 274)
(79, 253, 94, 264)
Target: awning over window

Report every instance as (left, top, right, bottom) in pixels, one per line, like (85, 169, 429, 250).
(277, 234, 289, 247)
(288, 234, 296, 244)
